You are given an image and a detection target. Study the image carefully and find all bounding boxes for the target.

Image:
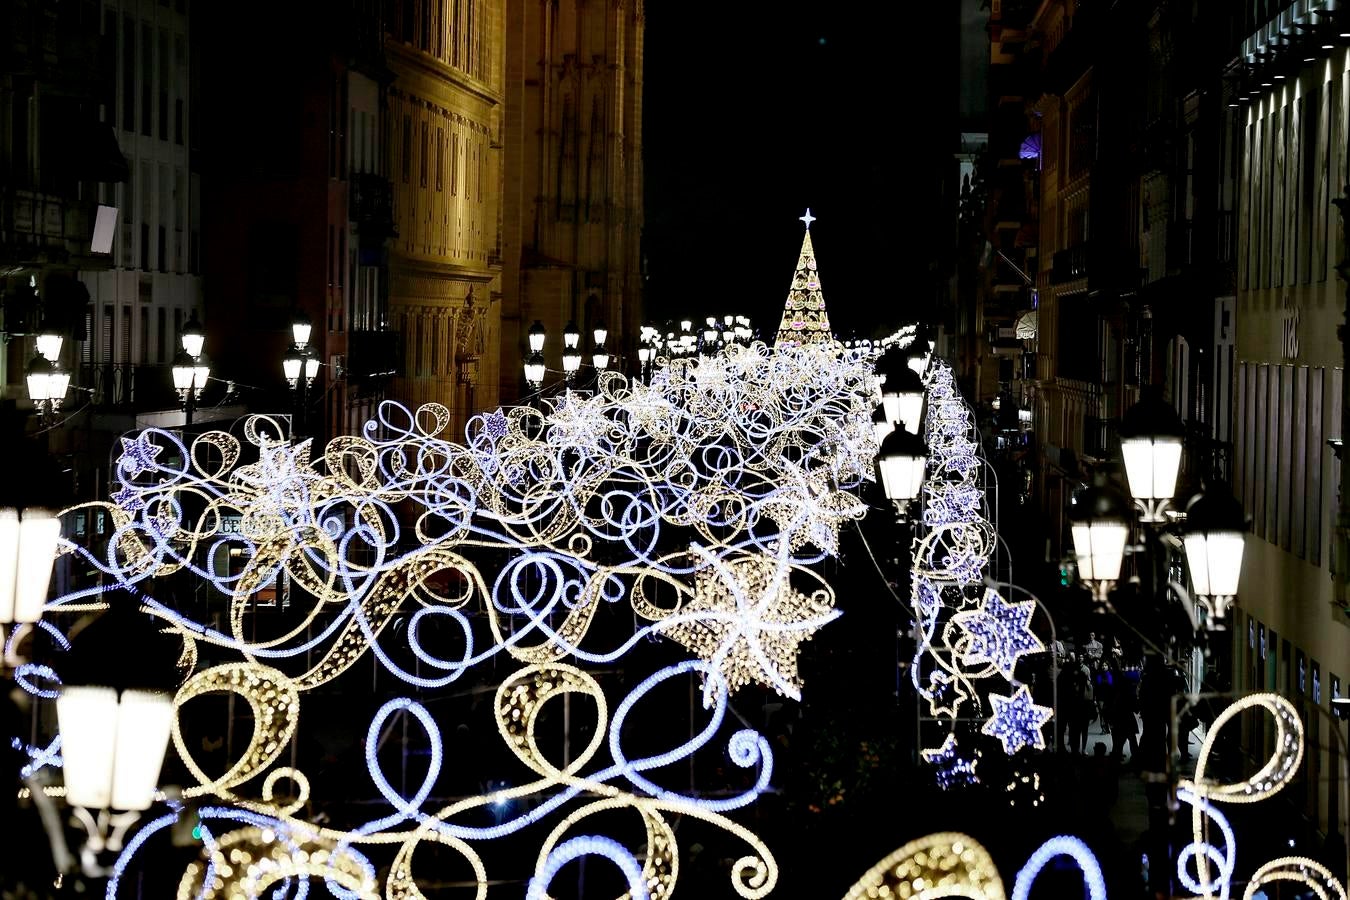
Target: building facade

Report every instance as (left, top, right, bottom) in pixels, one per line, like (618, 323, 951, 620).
(499, 0, 644, 399)
(198, 0, 395, 445)
(1229, 0, 1350, 841)
(384, 0, 503, 438)
(80, 0, 201, 417)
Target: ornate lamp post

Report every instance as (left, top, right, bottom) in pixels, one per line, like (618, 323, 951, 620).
(171, 350, 208, 428)
(25, 355, 69, 423)
(876, 427, 929, 515)
(282, 341, 320, 438)
(592, 325, 609, 372)
(1180, 481, 1247, 626)
(562, 320, 582, 387)
(53, 596, 182, 879)
(1118, 389, 1186, 523)
(1068, 474, 1132, 605)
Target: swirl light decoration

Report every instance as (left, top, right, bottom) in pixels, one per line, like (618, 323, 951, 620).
(908, 361, 1051, 767)
(33, 342, 879, 897)
(1176, 692, 1347, 900)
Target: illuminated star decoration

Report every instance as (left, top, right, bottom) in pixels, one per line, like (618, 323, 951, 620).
(921, 733, 979, 790)
(118, 435, 163, 478)
(109, 484, 147, 514)
(483, 408, 509, 439)
(955, 589, 1045, 680)
(798, 207, 815, 229)
(982, 685, 1052, 755)
(661, 553, 840, 706)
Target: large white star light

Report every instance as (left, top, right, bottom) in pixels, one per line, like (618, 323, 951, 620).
(954, 589, 1045, 680)
(981, 685, 1052, 755)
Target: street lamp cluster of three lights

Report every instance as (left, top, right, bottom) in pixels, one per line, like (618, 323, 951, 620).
(1068, 391, 1247, 627)
(282, 312, 320, 388)
(522, 319, 610, 392)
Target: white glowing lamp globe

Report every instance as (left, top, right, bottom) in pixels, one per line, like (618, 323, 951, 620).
(25, 356, 54, 402)
(172, 350, 198, 392)
(876, 428, 928, 502)
(881, 367, 925, 436)
(55, 602, 181, 812)
(291, 312, 313, 351)
(1118, 391, 1186, 502)
(282, 350, 304, 385)
(592, 326, 608, 347)
(562, 349, 582, 375)
(0, 508, 60, 624)
(638, 346, 651, 364)
(592, 351, 610, 371)
(180, 313, 206, 360)
(303, 355, 319, 382)
(36, 327, 63, 363)
(1182, 483, 1247, 602)
(523, 352, 546, 386)
(1069, 478, 1132, 583)
(528, 320, 547, 353)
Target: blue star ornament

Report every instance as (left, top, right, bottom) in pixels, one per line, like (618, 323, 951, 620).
(109, 484, 146, 513)
(982, 685, 1052, 755)
(118, 435, 163, 478)
(958, 589, 1045, 680)
(921, 733, 979, 790)
(484, 408, 509, 439)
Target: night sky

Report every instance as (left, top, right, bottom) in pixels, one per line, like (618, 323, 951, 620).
(642, 4, 959, 340)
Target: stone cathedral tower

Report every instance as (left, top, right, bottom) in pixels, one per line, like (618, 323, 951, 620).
(500, 0, 645, 398)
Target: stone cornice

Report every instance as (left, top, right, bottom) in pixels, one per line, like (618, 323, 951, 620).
(386, 39, 502, 108)
(391, 253, 499, 284)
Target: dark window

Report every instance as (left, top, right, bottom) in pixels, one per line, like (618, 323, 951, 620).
(140, 223, 150, 269)
(102, 10, 117, 124)
(157, 307, 167, 363)
(102, 306, 114, 364)
(158, 30, 169, 138)
(175, 99, 183, 144)
(121, 306, 132, 364)
(140, 23, 152, 136)
(140, 308, 150, 364)
(158, 226, 167, 272)
(176, 0, 185, 12)
(190, 229, 199, 274)
(420, 122, 428, 187)
(402, 116, 411, 183)
(122, 16, 135, 131)
(401, 0, 414, 42)
(436, 128, 443, 191)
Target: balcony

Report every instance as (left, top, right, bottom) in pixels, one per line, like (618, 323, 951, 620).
(80, 363, 178, 412)
(1050, 243, 1092, 284)
(349, 173, 396, 241)
(346, 330, 400, 384)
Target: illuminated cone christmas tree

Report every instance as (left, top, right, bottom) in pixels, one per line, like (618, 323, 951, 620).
(774, 208, 834, 348)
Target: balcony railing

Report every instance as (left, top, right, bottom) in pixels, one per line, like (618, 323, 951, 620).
(80, 363, 178, 411)
(350, 173, 396, 239)
(1051, 243, 1092, 284)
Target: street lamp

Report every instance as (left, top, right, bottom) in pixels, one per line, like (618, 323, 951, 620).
(54, 596, 181, 878)
(523, 351, 546, 390)
(562, 322, 583, 386)
(876, 427, 928, 510)
(172, 350, 208, 427)
(592, 347, 610, 371)
(291, 311, 313, 351)
(880, 364, 925, 436)
(592, 325, 608, 348)
(180, 312, 205, 360)
(1181, 481, 1247, 626)
(528, 320, 547, 354)
(1069, 474, 1132, 603)
(0, 507, 60, 627)
(35, 319, 63, 363)
(1118, 389, 1186, 522)
(905, 340, 931, 377)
